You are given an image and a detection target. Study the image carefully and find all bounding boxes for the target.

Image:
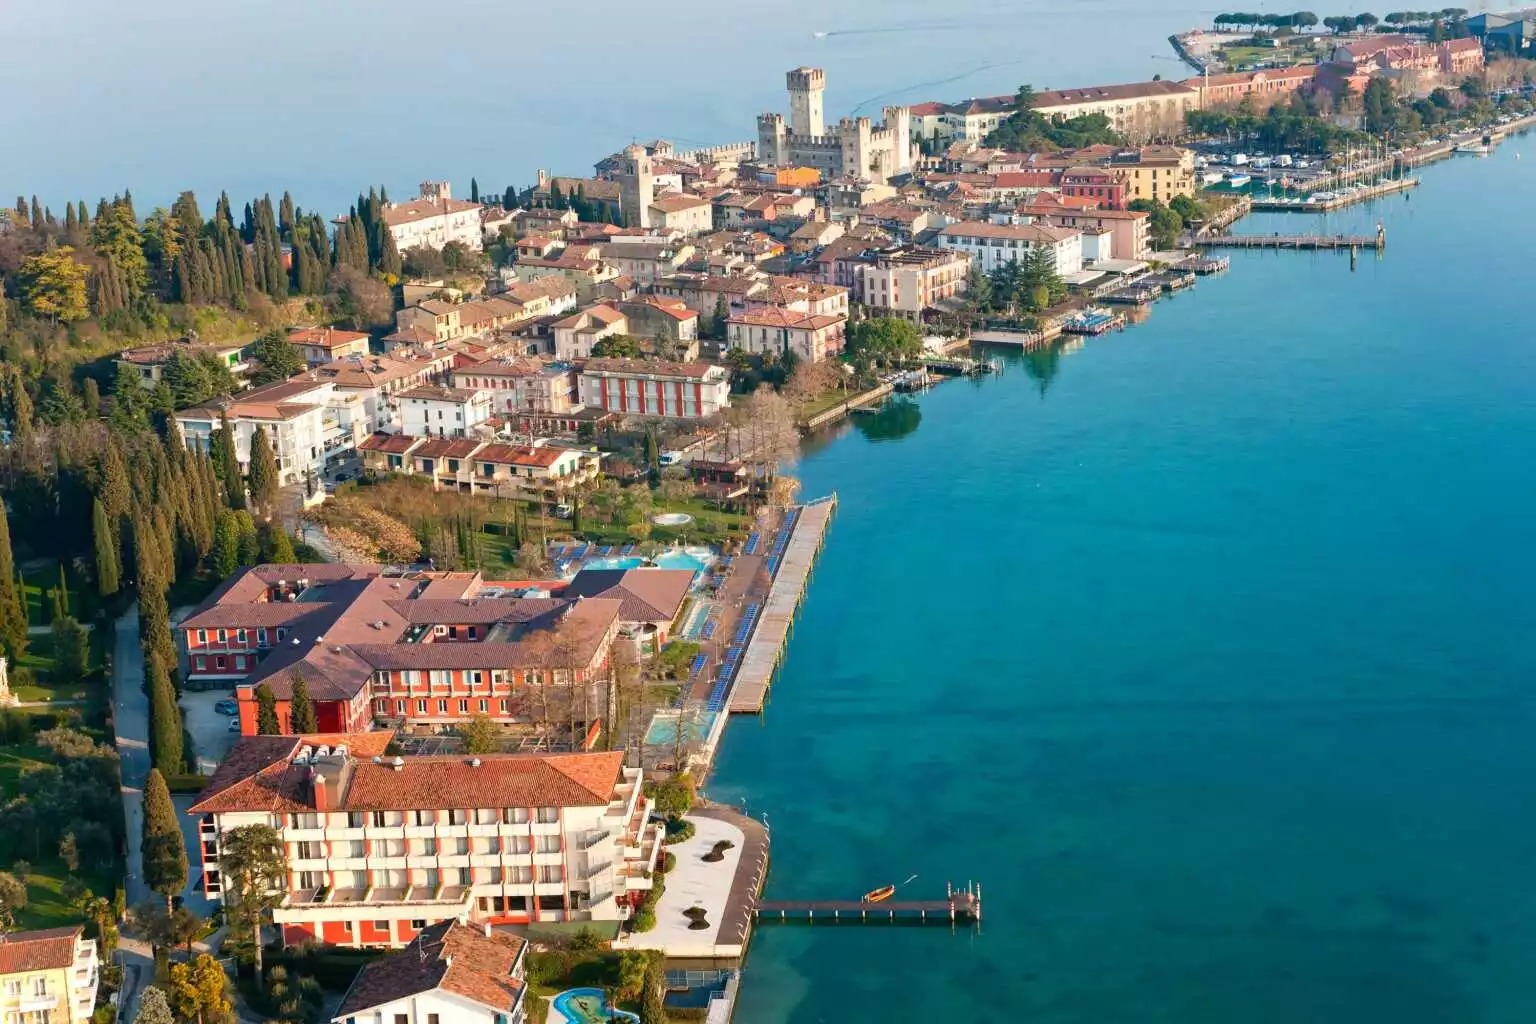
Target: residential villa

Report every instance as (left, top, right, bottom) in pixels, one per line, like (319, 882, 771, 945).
(725, 308, 847, 363)
(289, 327, 371, 366)
(396, 385, 494, 439)
(383, 181, 484, 253)
(333, 921, 528, 1024)
(0, 927, 100, 1024)
(116, 338, 250, 390)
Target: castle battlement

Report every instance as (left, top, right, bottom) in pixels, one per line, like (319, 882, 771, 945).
(756, 68, 913, 183)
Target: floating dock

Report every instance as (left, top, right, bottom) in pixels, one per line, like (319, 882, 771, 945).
(1197, 233, 1384, 251)
(727, 496, 836, 713)
(756, 883, 982, 925)
(1249, 176, 1418, 212)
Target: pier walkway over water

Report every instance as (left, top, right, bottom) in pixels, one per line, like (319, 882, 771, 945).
(727, 496, 836, 713)
(1197, 233, 1384, 251)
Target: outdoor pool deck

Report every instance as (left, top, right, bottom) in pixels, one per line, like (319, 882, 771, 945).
(616, 804, 769, 960)
(727, 496, 836, 714)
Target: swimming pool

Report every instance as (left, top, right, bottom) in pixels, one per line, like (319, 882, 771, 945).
(583, 547, 715, 574)
(551, 988, 639, 1024)
(644, 710, 716, 748)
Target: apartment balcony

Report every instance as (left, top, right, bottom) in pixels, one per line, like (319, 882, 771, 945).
(323, 827, 366, 841)
(531, 851, 564, 867)
(467, 823, 501, 839)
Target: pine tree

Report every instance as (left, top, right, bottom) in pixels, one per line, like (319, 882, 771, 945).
(289, 675, 317, 734)
(148, 657, 184, 776)
(142, 769, 188, 911)
(254, 683, 281, 735)
(0, 509, 26, 663)
(246, 426, 279, 516)
(93, 499, 121, 597)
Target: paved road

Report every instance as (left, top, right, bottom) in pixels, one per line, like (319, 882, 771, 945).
(111, 604, 152, 1021)
(113, 605, 150, 910)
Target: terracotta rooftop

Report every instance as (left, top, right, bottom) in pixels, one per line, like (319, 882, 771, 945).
(581, 358, 725, 380)
(383, 197, 482, 226)
(0, 927, 83, 974)
(397, 385, 484, 403)
(337, 921, 527, 1018)
(728, 308, 845, 331)
(288, 327, 369, 349)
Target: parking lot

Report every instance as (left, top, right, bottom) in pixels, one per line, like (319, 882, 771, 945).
(181, 689, 241, 772)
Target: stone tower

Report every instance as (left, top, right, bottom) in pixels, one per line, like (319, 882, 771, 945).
(787, 67, 826, 138)
(756, 113, 789, 167)
(617, 144, 655, 229)
(883, 105, 914, 175)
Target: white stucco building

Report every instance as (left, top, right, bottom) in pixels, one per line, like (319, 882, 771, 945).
(936, 221, 1084, 277)
(0, 926, 100, 1024)
(384, 181, 484, 253)
(175, 377, 369, 484)
(397, 385, 493, 438)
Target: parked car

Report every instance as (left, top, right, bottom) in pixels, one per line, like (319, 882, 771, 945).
(214, 699, 239, 715)
(553, 503, 574, 519)
(228, 718, 242, 732)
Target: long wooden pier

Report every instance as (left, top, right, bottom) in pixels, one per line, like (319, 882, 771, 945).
(1197, 233, 1383, 251)
(756, 884, 981, 925)
(727, 496, 836, 713)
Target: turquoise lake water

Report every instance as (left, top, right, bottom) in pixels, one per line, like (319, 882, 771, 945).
(709, 145, 1536, 1022)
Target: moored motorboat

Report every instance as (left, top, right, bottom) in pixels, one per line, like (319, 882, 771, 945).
(862, 885, 896, 903)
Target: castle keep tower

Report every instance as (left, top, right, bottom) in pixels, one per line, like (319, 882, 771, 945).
(618, 144, 655, 229)
(787, 67, 826, 138)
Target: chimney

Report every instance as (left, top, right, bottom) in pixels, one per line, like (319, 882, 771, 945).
(311, 770, 329, 811)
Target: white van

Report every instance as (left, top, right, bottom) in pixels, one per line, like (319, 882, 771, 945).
(659, 451, 684, 467)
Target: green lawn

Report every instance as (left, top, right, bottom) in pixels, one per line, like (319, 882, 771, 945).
(11, 630, 109, 714)
(479, 496, 750, 569)
(0, 745, 117, 929)
(1216, 42, 1308, 68)
(15, 866, 117, 931)
(794, 388, 854, 424)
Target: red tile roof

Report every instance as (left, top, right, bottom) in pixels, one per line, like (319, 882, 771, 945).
(288, 327, 369, 349)
(0, 927, 82, 974)
(338, 921, 526, 1017)
(358, 433, 424, 455)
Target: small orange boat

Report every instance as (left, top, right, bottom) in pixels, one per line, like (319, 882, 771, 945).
(862, 885, 896, 903)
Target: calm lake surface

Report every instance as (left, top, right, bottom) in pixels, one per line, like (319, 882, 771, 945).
(709, 145, 1536, 1023)
(3, 0, 1218, 213)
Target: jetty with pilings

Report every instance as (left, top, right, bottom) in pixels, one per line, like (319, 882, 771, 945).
(756, 882, 982, 926)
(726, 495, 836, 713)
(1197, 230, 1385, 251)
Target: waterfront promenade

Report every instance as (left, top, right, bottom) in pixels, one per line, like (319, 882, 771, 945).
(728, 497, 836, 714)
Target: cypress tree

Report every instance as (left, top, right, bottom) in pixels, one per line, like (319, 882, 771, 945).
(76, 199, 89, 231)
(83, 378, 101, 419)
(377, 222, 401, 277)
(51, 563, 69, 621)
(147, 656, 184, 776)
(213, 417, 244, 509)
(142, 769, 188, 911)
(30, 197, 42, 231)
(94, 499, 121, 597)
(0, 509, 26, 663)
(254, 683, 281, 735)
(246, 426, 279, 516)
(211, 511, 240, 578)
(279, 192, 295, 239)
(259, 521, 296, 564)
(289, 674, 317, 734)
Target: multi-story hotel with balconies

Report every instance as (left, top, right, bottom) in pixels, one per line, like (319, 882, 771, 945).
(190, 734, 662, 945)
(178, 563, 693, 734)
